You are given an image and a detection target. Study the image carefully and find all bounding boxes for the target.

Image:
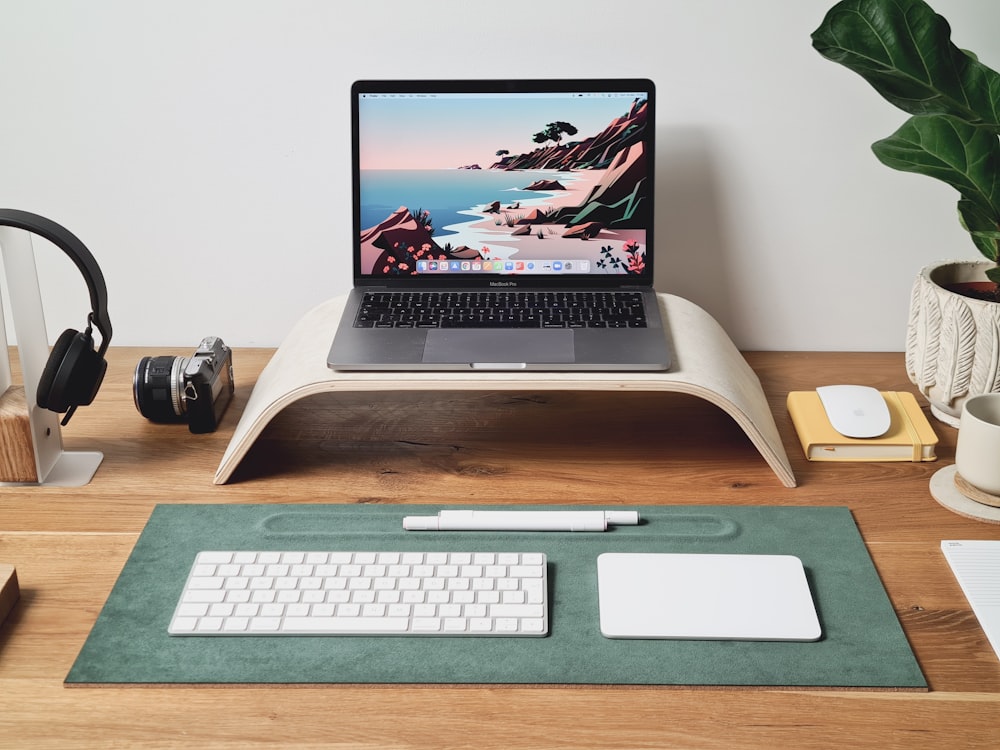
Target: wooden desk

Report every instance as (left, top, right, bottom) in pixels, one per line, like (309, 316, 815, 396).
(1, 348, 998, 749)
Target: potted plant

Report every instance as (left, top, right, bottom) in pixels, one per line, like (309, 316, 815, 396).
(812, 0, 1000, 426)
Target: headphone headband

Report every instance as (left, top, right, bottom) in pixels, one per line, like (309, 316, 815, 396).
(0, 208, 112, 354)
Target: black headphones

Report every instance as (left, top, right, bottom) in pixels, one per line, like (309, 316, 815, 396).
(0, 209, 112, 425)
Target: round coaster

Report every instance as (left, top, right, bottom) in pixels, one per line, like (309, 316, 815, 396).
(930, 465, 1000, 524)
(954, 472, 1000, 508)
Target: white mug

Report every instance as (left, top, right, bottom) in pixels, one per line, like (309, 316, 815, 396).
(955, 393, 1000, 497)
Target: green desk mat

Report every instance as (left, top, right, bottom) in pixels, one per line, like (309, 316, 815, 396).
(65, 504, 926, 688)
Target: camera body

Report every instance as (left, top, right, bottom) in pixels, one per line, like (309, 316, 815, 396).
(133, 336, 234, 433)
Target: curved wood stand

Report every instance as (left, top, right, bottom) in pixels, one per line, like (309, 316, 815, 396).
(215, 294, 796, 487)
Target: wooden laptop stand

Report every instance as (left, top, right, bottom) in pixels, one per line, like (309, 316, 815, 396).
(214, 294, 795, 487)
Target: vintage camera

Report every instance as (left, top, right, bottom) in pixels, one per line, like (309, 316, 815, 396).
(133, 336, 234, 433)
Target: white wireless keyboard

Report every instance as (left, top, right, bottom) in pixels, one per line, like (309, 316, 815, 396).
(168, 550, 548, 637)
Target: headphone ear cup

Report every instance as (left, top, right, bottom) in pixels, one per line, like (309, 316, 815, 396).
(36, 328, 107, 413)
(36, 329, 78, 410)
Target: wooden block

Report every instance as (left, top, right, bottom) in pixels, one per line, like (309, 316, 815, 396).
(0, 564, 19, 626)
(0, 386, 37, 483)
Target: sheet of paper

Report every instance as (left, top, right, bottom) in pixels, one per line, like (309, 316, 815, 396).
(941, 540, 1000, 661)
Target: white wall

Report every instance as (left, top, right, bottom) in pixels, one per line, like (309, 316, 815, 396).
(1, 0, 998, 351)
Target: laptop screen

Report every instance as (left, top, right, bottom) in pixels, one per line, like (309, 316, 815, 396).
(352, 79, 655, 288)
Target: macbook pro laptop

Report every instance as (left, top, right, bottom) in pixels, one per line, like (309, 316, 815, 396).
(328, 78, 671, 371)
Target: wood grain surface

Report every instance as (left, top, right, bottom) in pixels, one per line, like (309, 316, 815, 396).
(1, 347, 998, 749)
(0, 386, 37, 483)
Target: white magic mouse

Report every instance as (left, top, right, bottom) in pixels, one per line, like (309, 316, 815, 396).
(816, 385, 891, 439)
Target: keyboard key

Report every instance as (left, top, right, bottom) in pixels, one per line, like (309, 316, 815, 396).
(491, 603, 544, 619)
(182, 590, 226, 604)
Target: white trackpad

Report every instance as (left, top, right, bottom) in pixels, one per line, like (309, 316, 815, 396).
(596, 553, 822, 641)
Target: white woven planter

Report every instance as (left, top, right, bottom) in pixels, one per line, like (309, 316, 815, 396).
(906, 261, 1000, 427)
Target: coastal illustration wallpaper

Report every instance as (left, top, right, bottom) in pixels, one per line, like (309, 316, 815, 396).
(356, 90, 651, 278)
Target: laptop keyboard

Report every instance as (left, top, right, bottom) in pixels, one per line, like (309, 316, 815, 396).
(354, 291, 648, 329)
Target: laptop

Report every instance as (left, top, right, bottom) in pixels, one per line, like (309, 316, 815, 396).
(328, 78, 671, 372)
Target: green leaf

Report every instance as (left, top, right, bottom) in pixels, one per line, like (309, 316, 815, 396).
(872, 114, 1000, 219)
(812, 0, 1000, 133)
(959, 199, 1000, 262)
(987, 266, 1000, 285)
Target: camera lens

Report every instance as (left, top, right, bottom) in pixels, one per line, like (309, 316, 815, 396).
(133, 355, 188, 422)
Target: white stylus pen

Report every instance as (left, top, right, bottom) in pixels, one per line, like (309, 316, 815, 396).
(402, 509, 640, 532)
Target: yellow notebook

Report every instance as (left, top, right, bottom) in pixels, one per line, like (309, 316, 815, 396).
(786, 390, 938, 462)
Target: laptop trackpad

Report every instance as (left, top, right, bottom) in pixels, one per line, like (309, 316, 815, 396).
(423, 329, 574, 366)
